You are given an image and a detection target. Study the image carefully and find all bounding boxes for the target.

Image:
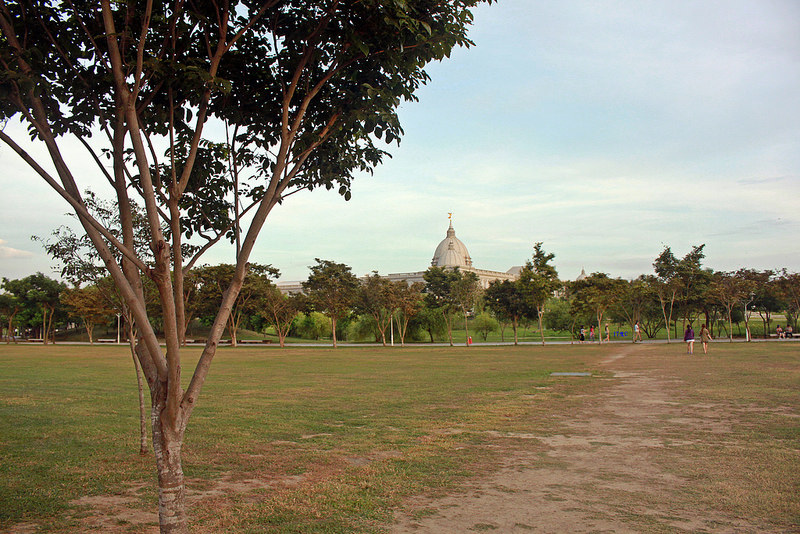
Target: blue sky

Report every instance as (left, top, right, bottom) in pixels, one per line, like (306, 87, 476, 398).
(1, 0, 799, 283)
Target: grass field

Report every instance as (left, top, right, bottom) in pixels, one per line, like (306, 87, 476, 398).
(1, 342, 798, 532)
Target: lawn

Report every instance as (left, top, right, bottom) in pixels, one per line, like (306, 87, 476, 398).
(0, 342, 798, 532)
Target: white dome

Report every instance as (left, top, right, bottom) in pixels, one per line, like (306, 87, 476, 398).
(431, 222, 472, 268)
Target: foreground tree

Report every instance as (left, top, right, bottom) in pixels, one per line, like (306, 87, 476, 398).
(0, 1, 489, 531)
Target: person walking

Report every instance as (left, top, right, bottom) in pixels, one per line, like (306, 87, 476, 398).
(579, 325, 585, 344)
(684, 324, 695, 354)
(604, 323, 610, 342)
(700, 324, 712, 354)
(633, 321, 642, 343)
(590, 325, 595, 342)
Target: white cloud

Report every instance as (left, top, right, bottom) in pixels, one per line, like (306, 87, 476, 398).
(0, 239, 33, 259)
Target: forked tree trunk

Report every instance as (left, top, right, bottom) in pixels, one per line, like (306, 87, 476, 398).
(228, 316, 238, 347)
(537, 307, 546, 345)
(512, 317, 518, 345)
(151, 387, 187, 533)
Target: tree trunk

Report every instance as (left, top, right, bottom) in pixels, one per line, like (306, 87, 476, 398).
(464, 312, 469, 347)
(129, 324, 148, 455)
(42, 308, 48, 345)
(228, 316, 238, 347)
(537, 308, 545, 345)
(596, 311, 603, 345)
(86, 322, 95, 344)
(727, 310, 733, 342)
(512, 317, 518, 346)
(151, 390, 187, 534)
(331, 316, 338, 348)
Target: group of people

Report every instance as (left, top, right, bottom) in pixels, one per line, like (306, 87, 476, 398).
(577, 322, 643, 343)
(775, 324, 794, 338)
(577, 320, 793, 353)
(682, 324, 713, 355)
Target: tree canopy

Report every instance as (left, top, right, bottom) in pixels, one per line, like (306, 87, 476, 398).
(1, 1, 492, 531)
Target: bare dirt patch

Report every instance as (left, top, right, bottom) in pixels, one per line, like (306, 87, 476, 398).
(391, 345, 790, 533)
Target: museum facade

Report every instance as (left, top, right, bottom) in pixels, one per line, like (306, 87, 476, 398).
(276, 220, 520, 294)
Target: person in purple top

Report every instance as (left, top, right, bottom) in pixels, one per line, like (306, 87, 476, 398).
(684, 325, 695, 354)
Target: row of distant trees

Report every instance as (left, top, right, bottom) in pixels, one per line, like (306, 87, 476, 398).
(3, 242, 798, 348)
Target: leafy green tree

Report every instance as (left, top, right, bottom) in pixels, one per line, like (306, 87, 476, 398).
(612, 276, 652, 343)
(413, 305, 447, 343)
(485, 279, 532, 345)
(451, 271, 482, 346)
(674, 245, 711, 329)
(652, 246, 680, 343)
(0, 292, 20, 343)
(394, 281, 424, 346)
(736, 268, 766, 341)
(777, 270, 800, 330)
(194, 263, 278, 346)
(708, 271, 755, 342)
(303, 259, 360, 348)
(472, 312, 499, 341)
(292, 312, 332, 341)
(258, 286, 304, 347)
(636, 277, 667, 339)
(2, 274, 66, 344)
(60, 285, 115, 344)
(518, 242, 560, 345)
(571, 273, 624, 344)
(0, 0, 492, 528)
(355, 272, 396, 346)
(751, 270, 783, 338)
(347, 314, 380, 342)
(543, 297, 573, 334)
(423, 266, 460, 346)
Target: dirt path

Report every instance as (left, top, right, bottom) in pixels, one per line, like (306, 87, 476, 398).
(391, 345, 776, 533)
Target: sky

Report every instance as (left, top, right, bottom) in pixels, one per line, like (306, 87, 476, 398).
(1, 0, 799, 284)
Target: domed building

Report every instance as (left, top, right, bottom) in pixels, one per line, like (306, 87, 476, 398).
(277, 217, 520, 294)
(384, 219, 518, 289)
(431, 221, 473, 268)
